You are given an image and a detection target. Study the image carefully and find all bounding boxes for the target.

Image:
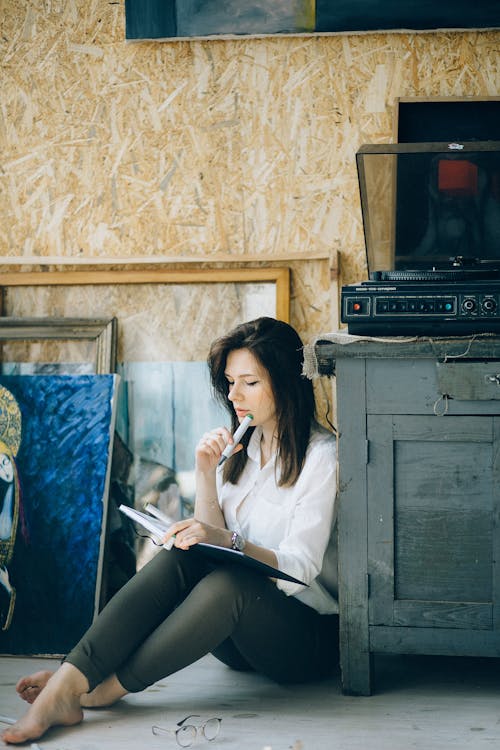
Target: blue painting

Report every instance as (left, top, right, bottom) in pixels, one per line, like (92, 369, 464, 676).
(0, 375, 117, 656)
(125, 0, 499, 39)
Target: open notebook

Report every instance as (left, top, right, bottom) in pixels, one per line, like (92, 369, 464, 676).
(119, 504, 307, 586)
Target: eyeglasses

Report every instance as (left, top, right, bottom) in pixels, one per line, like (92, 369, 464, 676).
(152, 715, 222, 747)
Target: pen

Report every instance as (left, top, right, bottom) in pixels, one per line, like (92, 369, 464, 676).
(218, 414, 253, 466)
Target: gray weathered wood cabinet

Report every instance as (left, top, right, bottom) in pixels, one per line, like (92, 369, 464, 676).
(312, 334, 500, 695)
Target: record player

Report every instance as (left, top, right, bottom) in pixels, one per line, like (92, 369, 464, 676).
(341, 141, 500, 336)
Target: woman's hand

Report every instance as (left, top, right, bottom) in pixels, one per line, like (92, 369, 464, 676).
(195, 426, 239, 473)
(162, 517, 230, 550)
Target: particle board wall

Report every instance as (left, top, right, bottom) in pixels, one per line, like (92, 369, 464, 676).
(1, 0, 499, 352)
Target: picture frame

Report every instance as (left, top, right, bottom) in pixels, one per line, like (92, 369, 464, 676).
(0, 267, 290, 362)
(0, 318, 117, 375)
(0, 267, 290, 321)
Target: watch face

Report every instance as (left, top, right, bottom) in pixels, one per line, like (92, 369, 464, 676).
(232, 532, 245, 552)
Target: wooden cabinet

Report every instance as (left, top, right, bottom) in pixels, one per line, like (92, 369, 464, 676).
(312, 334, 500, 695)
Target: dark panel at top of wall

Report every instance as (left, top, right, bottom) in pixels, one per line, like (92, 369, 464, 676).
(316, 0, 500, 33)
(125, 0, 500, 40)
(397, 101, 500, 142)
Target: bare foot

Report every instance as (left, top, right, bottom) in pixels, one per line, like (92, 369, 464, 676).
(16, 669, 55, 704)
(14, 667, 128, 711)
(81, 674, 128, 708)
(2, 663, 87, 745)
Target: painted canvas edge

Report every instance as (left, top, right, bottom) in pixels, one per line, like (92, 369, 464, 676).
(92, 373, 120, 620)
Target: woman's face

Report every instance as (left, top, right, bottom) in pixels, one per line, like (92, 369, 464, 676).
(0, 453, 13, 483)
(225, 348, 276, 431)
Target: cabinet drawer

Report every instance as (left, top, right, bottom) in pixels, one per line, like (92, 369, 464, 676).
(436, 362, 500, 400)
(366, 359, 500, 415)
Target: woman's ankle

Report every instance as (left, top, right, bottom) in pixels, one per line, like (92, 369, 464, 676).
(54, 662, 90, 698)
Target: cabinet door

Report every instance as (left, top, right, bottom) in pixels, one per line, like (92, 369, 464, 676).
(367, 415, 500, 631)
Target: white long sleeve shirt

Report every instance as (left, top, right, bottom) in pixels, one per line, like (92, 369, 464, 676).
(216, 423, 338, 615)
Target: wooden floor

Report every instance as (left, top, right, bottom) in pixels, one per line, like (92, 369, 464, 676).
(1, 652, 499, 749)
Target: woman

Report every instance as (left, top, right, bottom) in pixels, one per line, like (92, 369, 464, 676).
(3, 317, 338, 745)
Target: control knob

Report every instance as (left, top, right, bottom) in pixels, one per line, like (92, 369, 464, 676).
(482, 298, 497, 314)
(462, 298, 477, 313)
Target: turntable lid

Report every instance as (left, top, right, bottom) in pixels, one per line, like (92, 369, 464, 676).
(356, 141, 500, 277)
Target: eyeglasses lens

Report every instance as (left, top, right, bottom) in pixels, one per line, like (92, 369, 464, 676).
(202, 718, 221, 741)
(176, 724, 197, 747)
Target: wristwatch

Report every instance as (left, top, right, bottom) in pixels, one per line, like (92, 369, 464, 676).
(231, 531, 246, 552)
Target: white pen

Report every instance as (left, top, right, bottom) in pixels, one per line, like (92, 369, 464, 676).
(218, 413, 253, 465)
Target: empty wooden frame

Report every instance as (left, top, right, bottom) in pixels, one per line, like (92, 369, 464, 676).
(0, 267, 290, 363)
(0, 318, 117, 374)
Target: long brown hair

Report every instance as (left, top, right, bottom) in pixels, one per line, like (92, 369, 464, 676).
(207, 317, 315, 487)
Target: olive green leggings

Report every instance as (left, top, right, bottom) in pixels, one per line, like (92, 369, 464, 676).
(65, 547, 339, 692)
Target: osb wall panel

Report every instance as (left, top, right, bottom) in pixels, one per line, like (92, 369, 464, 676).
(1, 1, 499, 349)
